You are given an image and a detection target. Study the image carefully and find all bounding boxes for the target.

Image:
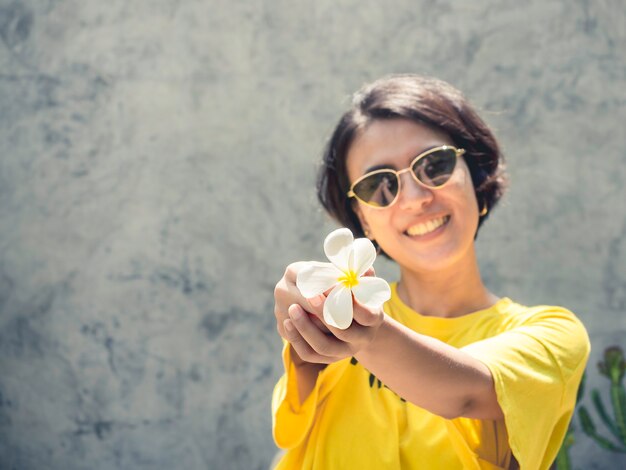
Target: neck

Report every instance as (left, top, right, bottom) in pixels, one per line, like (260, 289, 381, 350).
(396, 247, 499, 318)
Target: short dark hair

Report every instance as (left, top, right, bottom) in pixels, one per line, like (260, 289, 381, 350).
(316, 74, 508, 254)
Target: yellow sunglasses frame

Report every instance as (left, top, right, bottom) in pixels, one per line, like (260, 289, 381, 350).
(347, 145, 465, 209)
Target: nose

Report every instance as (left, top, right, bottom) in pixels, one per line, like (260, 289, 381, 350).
(397, 171, 434, 210)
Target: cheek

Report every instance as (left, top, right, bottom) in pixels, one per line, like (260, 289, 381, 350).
(453, 167, 478, 208)
(454, 163, 471, 186)
(360, 206, 391, 233)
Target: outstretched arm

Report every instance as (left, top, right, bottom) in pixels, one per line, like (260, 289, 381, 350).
(277, 263, 503, 420)
(355, 312, 503, 420)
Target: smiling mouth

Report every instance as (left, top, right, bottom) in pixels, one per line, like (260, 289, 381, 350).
(404, 215, 450, 237)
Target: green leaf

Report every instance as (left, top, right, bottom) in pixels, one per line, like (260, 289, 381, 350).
(554, 444, 571, 470)
(604, 347, 625, 384)
(576, 372, 586, 403)
(591, 389, 621, 440)
(612, 383, 626, 444)
(579, 406, 596, 435)
(579, 405, 626, 453)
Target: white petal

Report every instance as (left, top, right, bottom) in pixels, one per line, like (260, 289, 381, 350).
(349, 237, 376, 276)
(352, 276, 391, 309)
(323, 284, 354, 330)
(324, 228, 354, 270)
(296, 262, 343, 298)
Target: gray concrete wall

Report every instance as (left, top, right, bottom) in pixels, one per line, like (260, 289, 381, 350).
(0, 0, 624, 468)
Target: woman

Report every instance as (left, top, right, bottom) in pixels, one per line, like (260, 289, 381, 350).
(271, 75, 589, 469)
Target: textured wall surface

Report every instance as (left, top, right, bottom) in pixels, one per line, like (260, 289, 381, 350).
(0, 0, 625, 468)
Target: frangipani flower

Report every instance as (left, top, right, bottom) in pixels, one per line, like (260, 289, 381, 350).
(296, 228, 391, 330)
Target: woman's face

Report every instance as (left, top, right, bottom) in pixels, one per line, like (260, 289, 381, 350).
(346, 118, 480, 274)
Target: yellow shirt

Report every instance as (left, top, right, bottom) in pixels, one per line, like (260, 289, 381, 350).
(271, 283, 590, 469)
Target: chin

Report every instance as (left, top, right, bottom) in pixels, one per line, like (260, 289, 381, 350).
(402, 253, 461, 274)
(387, 237, 473, 274)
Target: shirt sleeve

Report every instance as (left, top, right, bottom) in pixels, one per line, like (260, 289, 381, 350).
(271, 341, 349, 449)
(457, 307, 590, 470)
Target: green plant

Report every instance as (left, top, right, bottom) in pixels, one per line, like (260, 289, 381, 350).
(578, 346, 626, 453)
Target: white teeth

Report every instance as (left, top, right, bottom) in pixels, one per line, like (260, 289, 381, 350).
(406, 216, 448, 236)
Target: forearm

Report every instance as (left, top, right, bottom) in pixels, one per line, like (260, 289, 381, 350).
(354, 315, 502, 420)
(290, 345, 327, 405)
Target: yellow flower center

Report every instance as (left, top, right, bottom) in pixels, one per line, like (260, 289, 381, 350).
(338, 270, 359, 289)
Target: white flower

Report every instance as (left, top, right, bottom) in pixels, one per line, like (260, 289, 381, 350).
(296, 228, 391, 330)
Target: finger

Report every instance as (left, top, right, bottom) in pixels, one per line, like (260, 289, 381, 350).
(275, 304, 289, 338)
(276, 306, 330, 339)
(307, 311, 331, 334)
(310, 297, 368, 345)
(305, 293, 327, 319)
(321, 298, 384, 347)
(284, 261, 329, 316)
(276, 287, 325, 328)
(325, 320, 370, 345)
(276, 278, 306, 311)
(283, 319, 320, 362)
(351, 297, 384, 327)
(283, 318, 334, 364)
(289, 305, 350, 358)
(276, 270, 325, 319)
(363, 267, 376, 277)
(283, 261, 310, 284)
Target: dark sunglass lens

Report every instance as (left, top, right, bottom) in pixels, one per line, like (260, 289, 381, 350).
(413, 148, 457, 187)
(353, 172, 399, 207)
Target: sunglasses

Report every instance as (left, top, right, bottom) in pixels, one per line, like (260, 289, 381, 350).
(347, 145, 465, 208)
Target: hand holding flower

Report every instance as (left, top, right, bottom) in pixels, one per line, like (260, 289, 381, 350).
(296, 228, 391, 330)
(274, 229, 391, 365)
